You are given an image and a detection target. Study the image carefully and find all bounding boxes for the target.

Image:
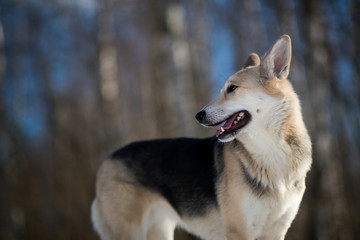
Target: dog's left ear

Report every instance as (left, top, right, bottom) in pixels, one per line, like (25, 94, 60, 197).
(260, 35, 291, 81)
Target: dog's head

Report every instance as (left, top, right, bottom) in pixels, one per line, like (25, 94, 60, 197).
(196, 35, 295, 142)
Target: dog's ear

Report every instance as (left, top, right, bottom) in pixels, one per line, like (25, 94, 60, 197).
(260, 35, 291, 80)
(243, 53, 260, 68)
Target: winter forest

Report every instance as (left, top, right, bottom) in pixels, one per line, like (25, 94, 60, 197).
(0, 0, 359, 239)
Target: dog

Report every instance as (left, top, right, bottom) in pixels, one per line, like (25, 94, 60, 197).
(91, 35, 312, 240)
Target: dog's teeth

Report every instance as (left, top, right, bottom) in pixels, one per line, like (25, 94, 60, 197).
(237, 116, 241, 121)
(239, 112, 245, 119)
(220, 127, 224, 132)
(234, 121, 238, 125)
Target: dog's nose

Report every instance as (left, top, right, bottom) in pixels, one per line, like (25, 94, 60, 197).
(195, 110, 206, 122)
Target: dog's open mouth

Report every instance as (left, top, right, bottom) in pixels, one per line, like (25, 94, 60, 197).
(215, 110, 251, 138)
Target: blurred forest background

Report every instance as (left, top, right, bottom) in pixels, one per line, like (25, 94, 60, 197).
(0, 0, 359, 239)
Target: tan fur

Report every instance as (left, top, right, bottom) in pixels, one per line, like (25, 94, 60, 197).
(91, 35, 312, 240)
(92, 161, 148, 239)
(92, 160, 180, 240)
(218, 146, 250, 239)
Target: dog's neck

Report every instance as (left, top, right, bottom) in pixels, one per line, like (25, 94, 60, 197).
(234, 94, 312, 194)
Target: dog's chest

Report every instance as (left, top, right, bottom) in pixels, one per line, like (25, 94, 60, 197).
(241, 189, 303, 239)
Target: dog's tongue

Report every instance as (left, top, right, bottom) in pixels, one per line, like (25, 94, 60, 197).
(216, 113, 238, 137)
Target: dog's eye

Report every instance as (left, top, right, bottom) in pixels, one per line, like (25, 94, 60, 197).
(227, 85, 238, 93)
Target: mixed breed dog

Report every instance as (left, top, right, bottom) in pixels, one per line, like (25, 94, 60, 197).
(91, 35, 312, 240)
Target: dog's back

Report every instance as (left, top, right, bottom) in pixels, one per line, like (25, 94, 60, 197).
(107, 137, 219, 217)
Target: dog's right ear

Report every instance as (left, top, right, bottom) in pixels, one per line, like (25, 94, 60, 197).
(243, 53, 260, 68)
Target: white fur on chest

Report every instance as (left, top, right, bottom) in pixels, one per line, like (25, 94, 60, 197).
(238, 129, 305, 239)
(241, 189, 303, 240)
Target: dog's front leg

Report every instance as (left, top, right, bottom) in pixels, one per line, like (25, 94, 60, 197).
(225, 226, 248, 240)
